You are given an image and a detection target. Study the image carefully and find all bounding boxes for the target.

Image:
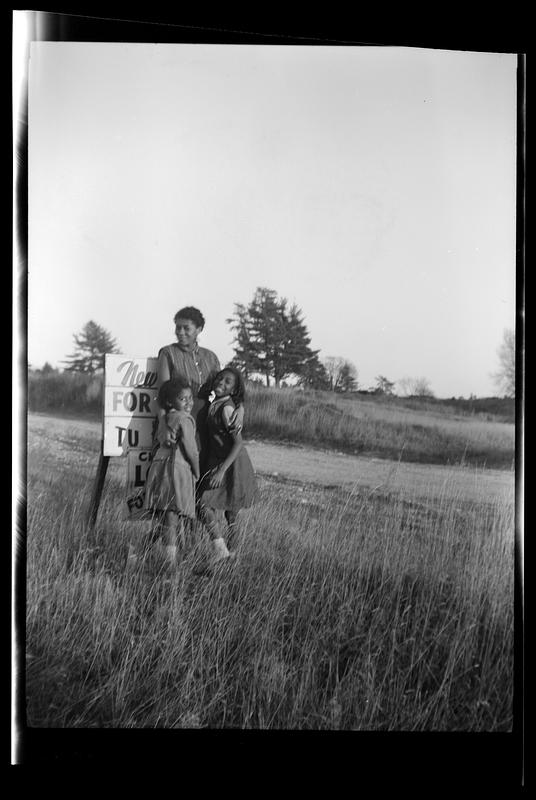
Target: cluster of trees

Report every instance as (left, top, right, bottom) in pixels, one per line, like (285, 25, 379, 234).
(227, 287, 329, 389)
(397, 376, 434, 398)
(31, 361, 58, 374)
(323, 357, 358, 393)
(227, 288, 401, 393)
(227, 288, 429, 395)
(54, 297, 515, 401)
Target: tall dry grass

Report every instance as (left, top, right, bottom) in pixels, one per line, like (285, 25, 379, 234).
(25, 423, 514, 730)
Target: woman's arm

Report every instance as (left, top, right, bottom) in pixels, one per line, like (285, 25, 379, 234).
(157, 349, 171, 390)
(154, 350, 171, 441)
(197, 350, 221, 399)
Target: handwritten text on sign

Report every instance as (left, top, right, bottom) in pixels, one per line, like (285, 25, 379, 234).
(104, 354, 159, 456)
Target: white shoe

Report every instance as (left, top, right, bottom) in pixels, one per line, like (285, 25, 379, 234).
(211, 537, 230, 563)
(155, 543, 179, 569)
(126, 544, 139, 571)
(193, 539, 233, 577)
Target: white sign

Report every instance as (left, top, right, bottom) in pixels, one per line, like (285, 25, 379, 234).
(104, 354, 159, 456)
(125, 447, 154, 520)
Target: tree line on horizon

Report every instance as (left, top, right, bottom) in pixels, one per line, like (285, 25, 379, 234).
(34, 287, 516, 399)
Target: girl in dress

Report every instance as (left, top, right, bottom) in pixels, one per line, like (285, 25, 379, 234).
(143, 378, 200, 569)
(197, 367, 257, 566)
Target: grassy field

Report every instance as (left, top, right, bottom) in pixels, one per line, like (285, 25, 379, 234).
(24, 415, 515, 731)
(28, 370, 515, 468)
(246, 385, 514, 469)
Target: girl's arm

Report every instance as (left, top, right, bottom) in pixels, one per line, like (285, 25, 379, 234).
(228, 403, 244, 435)
(157, 409, 178, 448)
(156, 412, 176, 447)
(209, 431, 243, 488)
(178, 417, 200, 479)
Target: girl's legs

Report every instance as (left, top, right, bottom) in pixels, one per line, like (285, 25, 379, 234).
(199, 504, 219, 540)
(182, 515, 202, 552)
(198, 504, 230, 563)
(224, 510, 239, 551)
(127, 511, 161, 568)
(126, 511, 187, 571)
(160, 510, 180, 568)
(126, 541, 139, 569)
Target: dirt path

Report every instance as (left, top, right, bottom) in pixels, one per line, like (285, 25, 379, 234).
(246, 440, 514, 504)
(27, 413, 514, 505)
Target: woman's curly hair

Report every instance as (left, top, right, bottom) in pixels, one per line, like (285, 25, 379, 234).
(174, 306, 205, 330)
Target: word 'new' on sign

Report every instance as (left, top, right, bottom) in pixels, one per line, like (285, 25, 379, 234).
(103, 354, 159, 457)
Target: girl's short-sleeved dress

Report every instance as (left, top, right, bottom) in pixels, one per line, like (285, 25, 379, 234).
(144, 409, 198, 518)
(197, 397, 257, 512)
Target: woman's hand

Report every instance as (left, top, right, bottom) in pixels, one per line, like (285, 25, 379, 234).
(209, 467, 227, 489)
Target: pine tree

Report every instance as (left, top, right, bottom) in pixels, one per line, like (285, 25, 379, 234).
(226, 303, 254, 380)
(227, 288, 324, 387)
(227, 290, 281, 384)
(297, 353, 331, 389)
(63, 320, 120, 373)
(40, 362, 57, 374)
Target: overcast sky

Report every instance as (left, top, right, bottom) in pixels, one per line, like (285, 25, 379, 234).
(27, 43, 517, 397)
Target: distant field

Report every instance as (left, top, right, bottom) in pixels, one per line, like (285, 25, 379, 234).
(246, 384, 514, 469)
(25, 414, 514, 731)
(28, 371, 515, 469)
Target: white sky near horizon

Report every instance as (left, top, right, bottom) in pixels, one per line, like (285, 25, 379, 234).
(26, 42, 517, 397)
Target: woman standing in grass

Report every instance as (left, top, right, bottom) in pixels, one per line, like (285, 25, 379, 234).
(197, 367, 257, 567)
(143, 378, 200, 570)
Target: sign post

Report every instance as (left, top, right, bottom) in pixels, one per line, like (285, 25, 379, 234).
(87, 447, 110, 529)
(87, 354, 159, 527)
